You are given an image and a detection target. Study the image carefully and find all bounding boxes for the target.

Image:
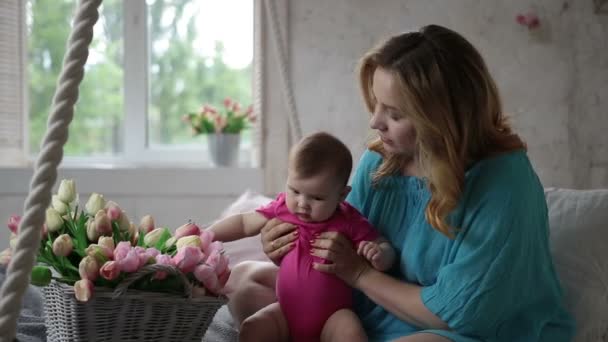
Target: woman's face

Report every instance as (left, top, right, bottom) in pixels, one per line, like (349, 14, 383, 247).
(369, 67, 417, 159)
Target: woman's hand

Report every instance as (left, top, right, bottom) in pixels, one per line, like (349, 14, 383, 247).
(311, 231, 371, 287)
(260, 218, 298, 264)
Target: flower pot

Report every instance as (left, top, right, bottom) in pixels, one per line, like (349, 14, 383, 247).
(206, 133, 241, 167)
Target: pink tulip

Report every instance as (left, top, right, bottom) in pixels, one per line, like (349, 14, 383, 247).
(52, 234, 73, 257)
(130, 230, 139, 246)
(117, 211, 131, 232)
(204, 241, 223, 256)
(139, 215, 155, 234)
(231, 102, 240, 112)
(154, 254, 174, 280)
(133, 246, 155, 266)
(7, 215, 21, 234)
(174, 222, 200, 239)
(74, 279, 94, 302)
(201, 105, 217, 115)
(94, 210, 112, 235)
(516, 14, 527, 25)
(118, 249, 143, 273)
(211, 268, 232, 295)
(516, 12, 541, 30)
(155, 254, 173, 266)
(172, 246, 203, 273)
(155, 254, 173, 267)
(113, 241, 132, 261)
(194, 263, 219, 292)
(527, 15, 540, 29)
(218, 269, 231, 289)
(86, 220, 100, 242)
(105, 201, 122, 221)
(85, 244, 113, 263)
(145, 248, 160, 259)
(214, 115, 227, 133)
(0, 248, 11, 266)
(206, 249, 229, 276)
(79, 256, 99, 281)
(99, 261, 120, 280)
(98, 236, 115, 251)
(245, 105, 253, 116)
(223, 97, 232, 108)
(200, 229, 214, 253)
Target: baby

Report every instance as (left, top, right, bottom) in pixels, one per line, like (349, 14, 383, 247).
(208, 132, 395, 342)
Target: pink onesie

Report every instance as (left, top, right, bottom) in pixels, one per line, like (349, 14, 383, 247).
(256, 193, 379, 342)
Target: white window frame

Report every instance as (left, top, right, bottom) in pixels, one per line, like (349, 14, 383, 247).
(34, 0, 260, 168)
(2, 0, 294, 196)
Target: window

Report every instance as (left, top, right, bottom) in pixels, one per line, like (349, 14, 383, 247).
(25, 0, 256, 167)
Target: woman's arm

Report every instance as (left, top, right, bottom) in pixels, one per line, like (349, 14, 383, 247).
(356, 267, 448, 330)
(208, 211, 268, 242)
(311, 231, 449, 330)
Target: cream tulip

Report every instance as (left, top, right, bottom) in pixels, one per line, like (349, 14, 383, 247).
(45, 208, 63, 232)
(57, 179, 76, 203)
(51, 195, 69, 215)
(52, 234, 73, 257)
(85, 193, 105, 216)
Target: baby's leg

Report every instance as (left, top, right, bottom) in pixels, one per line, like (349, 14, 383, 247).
(238, 302, 289, 342)
(320, 309, 367, 342)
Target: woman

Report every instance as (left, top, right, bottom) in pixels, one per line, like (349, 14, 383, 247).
(226, 24, 574, 341)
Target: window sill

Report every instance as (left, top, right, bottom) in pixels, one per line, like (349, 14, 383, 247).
(0, 166, 264, 197)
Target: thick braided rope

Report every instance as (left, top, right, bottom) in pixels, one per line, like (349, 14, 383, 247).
(0, 0, 101, 340)
(263, 0, 303, 142)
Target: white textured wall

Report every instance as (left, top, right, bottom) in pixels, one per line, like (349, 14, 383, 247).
(2, 1, 607, 251)
(289, 0, 608, 189)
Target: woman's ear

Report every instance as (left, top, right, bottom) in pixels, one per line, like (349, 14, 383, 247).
(339, 186, 352, 202)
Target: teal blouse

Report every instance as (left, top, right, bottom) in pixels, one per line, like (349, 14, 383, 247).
(347, 150, 574, 342)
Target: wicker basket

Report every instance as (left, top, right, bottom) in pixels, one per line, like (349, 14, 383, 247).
(43, 264, 227, 342)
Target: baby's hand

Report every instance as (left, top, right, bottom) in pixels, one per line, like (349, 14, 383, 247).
(357, 241, 392, 271)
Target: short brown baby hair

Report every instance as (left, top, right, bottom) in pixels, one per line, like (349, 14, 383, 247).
(289, 132, 353, 186)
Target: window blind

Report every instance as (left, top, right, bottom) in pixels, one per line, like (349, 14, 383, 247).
(0, 0, 26, 166)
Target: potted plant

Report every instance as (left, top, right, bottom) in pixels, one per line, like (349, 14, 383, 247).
(1, 179, 229, 341)
(183, 97, 256, 167)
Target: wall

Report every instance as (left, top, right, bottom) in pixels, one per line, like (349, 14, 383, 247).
(2, 0, 607, 251)
(289, 0, 608, 189)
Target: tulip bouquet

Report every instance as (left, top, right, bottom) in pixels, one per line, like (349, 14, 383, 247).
(1, 179, 230, 302)
(183, 97, 256, 135)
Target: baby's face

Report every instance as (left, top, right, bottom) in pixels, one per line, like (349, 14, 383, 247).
(285, 168, 346, 222)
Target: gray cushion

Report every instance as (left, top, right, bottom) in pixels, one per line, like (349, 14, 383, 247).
(546, 188, 608, 342)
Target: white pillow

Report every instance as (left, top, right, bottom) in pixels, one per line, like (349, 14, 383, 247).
(545, 188, 608, 342)
(218, 190, 273, 267)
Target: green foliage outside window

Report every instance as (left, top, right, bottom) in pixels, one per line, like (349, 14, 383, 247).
(27, 0, 252, 156)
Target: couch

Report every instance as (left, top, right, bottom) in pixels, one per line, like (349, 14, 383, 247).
(217, 188, 608, 342)
(5, 188, 608, 341)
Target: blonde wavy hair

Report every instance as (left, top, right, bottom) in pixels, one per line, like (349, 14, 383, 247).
(358, 25, 525, 238)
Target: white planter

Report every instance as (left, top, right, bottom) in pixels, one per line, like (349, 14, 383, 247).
(206, 133, 241, 167)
